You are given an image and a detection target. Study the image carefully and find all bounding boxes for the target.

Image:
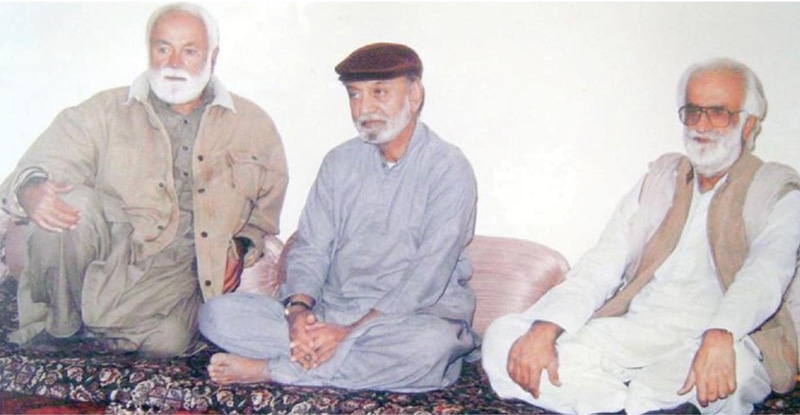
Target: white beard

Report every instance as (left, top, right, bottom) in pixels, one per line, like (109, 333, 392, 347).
(148, 60, 212, 105)
(354, 96, 412, 145)
(683, 120, 745, 177)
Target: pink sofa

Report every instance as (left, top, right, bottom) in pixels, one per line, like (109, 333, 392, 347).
(236, 232, 569, 337)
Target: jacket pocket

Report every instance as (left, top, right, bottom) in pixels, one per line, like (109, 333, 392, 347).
(227, 151, 270, 201)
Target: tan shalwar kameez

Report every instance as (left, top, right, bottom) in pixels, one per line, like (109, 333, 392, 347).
(2, 75, 288, 356)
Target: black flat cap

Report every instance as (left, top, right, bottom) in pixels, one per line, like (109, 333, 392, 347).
(335, 43, 423, 82)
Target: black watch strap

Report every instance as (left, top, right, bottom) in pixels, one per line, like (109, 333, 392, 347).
(284, 299, 312, 316)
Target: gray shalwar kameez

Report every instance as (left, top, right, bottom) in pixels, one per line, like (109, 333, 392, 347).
(200, 122, 479, 391)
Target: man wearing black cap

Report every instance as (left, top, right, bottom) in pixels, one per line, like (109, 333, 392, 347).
(199, 43, 479, 391)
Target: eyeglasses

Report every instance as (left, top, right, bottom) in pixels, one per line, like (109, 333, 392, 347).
(678, 105, 743, 128)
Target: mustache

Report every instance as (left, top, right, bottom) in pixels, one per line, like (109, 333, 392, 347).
(684, 128, 726, 142)
(155, 68, 192, 80)
(355, 114, 387, 123)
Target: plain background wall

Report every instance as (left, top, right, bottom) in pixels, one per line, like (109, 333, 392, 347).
(1, 2, 799, 264)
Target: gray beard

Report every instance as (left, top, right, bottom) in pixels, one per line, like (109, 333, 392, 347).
(683, 122, 745, 177)
(148, 63, 212, 105)
(355, 97, 412, 145)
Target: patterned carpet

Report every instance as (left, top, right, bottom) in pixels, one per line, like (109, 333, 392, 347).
(0, 277, 543, 414)
(1, 275, 799, 414)
(0, 391, 108, 414)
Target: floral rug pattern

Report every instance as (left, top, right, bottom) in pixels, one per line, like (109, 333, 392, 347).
(0, 277, 540, 414)
(1, 276, 799, 414)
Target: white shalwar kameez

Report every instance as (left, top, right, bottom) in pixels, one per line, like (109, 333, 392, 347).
(483, 177, 800, 415)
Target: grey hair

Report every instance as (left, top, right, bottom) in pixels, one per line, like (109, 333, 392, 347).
(146, 2, 219, 52)
(676, 58, 766, 146)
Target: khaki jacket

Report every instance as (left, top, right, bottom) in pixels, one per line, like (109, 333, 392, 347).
(0, 74, 288, 300)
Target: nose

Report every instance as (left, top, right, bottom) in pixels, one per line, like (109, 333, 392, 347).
(694, 111, 715, 132)
(167, 51, 182, 69)
(359, 94, 378, 115)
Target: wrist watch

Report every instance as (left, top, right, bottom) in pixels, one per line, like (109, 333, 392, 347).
(283, 299, 312, 316)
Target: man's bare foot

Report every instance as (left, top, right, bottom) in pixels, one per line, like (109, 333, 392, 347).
(208, 352, 270, 385)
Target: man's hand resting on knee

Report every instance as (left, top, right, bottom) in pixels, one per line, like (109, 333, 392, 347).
(306, 309, 380, 366)
(18, 179, 80, 232)
(507, 320, 564, 399)
(678, 328, 737, 407)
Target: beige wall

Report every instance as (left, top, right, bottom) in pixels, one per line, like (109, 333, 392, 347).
(2, 2, 799, 263)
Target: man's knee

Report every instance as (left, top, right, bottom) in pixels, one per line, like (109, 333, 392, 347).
(198, 296, 238, 341)
(482, 314, 526, 377)
(410, 322, 465, 365)
(58, 184, 105, 214)
(26, 185, 108, 246)
(138, 314, 198, 358)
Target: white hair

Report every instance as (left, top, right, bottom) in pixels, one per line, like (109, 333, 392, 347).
(676, 58, 766, 147)
(146, 2, 219, 52)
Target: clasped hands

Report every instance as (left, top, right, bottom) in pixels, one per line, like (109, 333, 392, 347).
(286, 309, 351, 370)
(508, 322, 736, 408)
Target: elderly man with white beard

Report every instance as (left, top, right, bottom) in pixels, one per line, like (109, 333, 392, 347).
(198, 43, 479, 391)
(482, 58, 800, 415)
(0, 3, 288, 357)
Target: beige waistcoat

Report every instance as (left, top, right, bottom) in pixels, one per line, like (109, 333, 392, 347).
(593, 151, 800, 393)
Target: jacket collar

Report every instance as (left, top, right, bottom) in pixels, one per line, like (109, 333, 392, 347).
(126, 72, 237, 113)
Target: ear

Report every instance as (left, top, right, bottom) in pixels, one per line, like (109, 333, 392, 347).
(210, 47, 220, 72)
(408, 79, 424, 114)
(741, 114, 758, 145)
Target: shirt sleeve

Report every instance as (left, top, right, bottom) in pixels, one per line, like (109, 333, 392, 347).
(281, 156, 338, 303)
(706, 190, 800, 340)
(0, 167, 49, 218)
(0, 97, 100, 219)
(526, 179, 644, 334)
(236, 122, 288, 268)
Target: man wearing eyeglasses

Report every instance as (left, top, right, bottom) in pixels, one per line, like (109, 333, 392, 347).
(482, 58, 800, 414)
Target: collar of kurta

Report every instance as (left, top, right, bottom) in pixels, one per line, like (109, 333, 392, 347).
(372, 120, 427, 168)
(126, 72, 237, 113)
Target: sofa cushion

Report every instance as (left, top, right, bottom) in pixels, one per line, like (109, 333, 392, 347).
(466, 235, 569, 336)
(236, 235, 285, 297)
(274, 233, 568, 336)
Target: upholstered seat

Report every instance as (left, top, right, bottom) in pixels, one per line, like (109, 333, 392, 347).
(466, 235, 568, 335)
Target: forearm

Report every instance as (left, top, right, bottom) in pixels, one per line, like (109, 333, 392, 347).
(284, 293, 316, 309)
(283, 162, 336, 303)
(349, 309, 381, 331)
(528, 320, 564, 343)
(1, 167, 49, 218)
